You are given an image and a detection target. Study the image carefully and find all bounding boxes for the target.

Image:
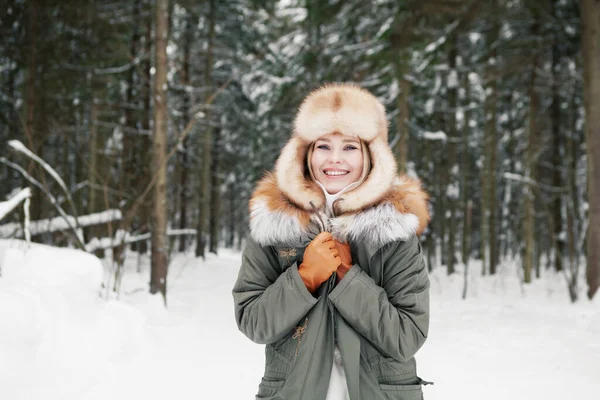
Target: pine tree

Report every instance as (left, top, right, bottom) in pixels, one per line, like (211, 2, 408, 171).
(150, 0, 169, 302)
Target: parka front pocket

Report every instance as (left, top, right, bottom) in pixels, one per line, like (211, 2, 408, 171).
(379, 383, 423, 400)
(256, 377, 285, 399)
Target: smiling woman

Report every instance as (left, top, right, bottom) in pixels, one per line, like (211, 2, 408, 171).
(233, 83, 431, 400)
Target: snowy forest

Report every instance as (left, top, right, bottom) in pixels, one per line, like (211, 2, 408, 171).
(2, 0, 598, 301)
(1, 1, 599, 399)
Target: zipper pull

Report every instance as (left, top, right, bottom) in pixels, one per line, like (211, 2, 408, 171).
(417, 377, 434, 386)
(292, 317, 308, 356)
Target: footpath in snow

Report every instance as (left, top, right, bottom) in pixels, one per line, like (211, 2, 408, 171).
(0, 239, 598, 400)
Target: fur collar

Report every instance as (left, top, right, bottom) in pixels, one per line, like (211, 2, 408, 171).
(249, 173, 430, 249)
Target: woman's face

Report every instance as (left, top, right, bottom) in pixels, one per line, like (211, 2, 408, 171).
(310, 133, 364, 195)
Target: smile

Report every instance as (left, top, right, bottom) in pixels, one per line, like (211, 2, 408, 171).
(324, 170, 349, 176)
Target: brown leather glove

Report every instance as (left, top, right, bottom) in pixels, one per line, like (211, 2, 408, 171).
(334, 240, 352, 283)
(298, 232, 340, 293)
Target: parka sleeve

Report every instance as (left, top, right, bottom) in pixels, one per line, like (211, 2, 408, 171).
(232, 237, 319, 345)
(328, 234, 430, 362)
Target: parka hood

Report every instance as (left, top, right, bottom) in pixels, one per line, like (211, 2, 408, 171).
(249, 83, 430, 249)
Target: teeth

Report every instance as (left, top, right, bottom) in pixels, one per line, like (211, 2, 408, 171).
(324, 171, 349, 176)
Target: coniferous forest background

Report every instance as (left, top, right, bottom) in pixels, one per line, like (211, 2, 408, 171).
(1, 0, 599, 303)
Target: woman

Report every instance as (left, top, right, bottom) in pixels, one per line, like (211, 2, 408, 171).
(233, 83, 431, 400)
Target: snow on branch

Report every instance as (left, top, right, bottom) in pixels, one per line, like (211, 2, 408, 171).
(8, 140, 81, 231)
(417, 20, 460, 73)
(503, 173, 566, 193)
(0, 209, 122, 238)
(424, 33, 448, 54)
(422, 131, 448, 141)
(61, 54, 145, 75)
(0, 157, 85, 249)
(8, 140, 69, 196)
(85, 228, 197, 252)
(503, 172, 537, 186)
(0, 188, 31, 222)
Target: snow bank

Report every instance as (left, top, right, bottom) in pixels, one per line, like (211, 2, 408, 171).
(0, 240, 153, 400)
(421, 261, 599, 400)
(0, 241, 597, 400)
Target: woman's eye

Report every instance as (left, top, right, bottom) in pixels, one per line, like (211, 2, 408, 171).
(344, 145, 358, 151)
(316, 144, 330, 150)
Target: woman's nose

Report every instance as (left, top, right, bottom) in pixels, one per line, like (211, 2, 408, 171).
(328, 149, 343, 163)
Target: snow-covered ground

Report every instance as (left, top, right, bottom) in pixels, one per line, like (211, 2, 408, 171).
(0, 239, 598, 400)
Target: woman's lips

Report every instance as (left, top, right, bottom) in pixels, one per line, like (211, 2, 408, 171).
(323, 169, 350, 179)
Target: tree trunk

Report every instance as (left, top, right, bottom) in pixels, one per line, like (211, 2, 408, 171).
(227, 182, 235, 248)
(178, 11, 193, 253)
(136, 3, 153, 255)
(150, 0, 169, 302)
(490, 2, 500, 275)
(392, 17, 413, 173)
(87, 92, 99, 221)
(483, 3, 500, 275)
(85, 80, 109, 246)
(446, 37, 459, 275)
(551, 0, 564, 272)
(124, 0, 141, 199)
(117, 0, 141, 264)
(480, 147, 489, 274)
(488, 91, 499, 276)
(567, 89, 580, 276)
(536, 224, 543, 279)
(24, 0, 42, 222)
(582, 0, 600, 299)
(306, 0, 322, 85)
(523, 17, 541, 284)
(395, 70, 411, 173)
(435, 138, 447, 268)
(565, 94, 578, 301)
(461, 61, 472, 267)
(501, 91, 517, 260)
(509, 93, 521, 259)
(423, 138, 435, 270)
(462, 200, 472, 300)
(196, 0, 216, 258)
(209, 127, 221, 254)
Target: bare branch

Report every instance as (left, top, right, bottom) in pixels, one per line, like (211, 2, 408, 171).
(0, 158, 86, 250)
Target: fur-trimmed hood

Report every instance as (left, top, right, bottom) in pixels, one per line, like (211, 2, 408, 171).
(249, 83, 430, 249)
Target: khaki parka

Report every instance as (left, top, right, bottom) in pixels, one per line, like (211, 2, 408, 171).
(232, 83, 432, 400)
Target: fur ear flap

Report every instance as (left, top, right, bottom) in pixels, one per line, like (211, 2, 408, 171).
(387, 176, 431, 235)
(249, 173, 314, 246)
(273, 137, 324, 211)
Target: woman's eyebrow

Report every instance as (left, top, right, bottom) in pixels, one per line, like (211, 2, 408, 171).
(315, 138, 359, 145)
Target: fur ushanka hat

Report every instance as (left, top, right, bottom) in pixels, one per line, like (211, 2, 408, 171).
(249, 83, 430, 248)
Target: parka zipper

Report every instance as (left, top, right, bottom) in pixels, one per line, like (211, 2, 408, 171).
(309, 201, 326, 232)
(297, 285, 329, 400)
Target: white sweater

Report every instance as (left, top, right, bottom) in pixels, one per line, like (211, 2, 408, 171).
(326, 347, 350, 400)
(314, 181, 355, 400)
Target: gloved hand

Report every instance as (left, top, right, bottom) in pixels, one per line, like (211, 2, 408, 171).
(298, 232, 340, 293)
(334, 240, 352, 283)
